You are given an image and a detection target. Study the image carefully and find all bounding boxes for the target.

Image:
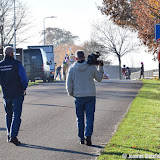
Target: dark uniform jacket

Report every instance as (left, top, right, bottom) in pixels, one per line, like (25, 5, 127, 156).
(0, 55, 28, 99)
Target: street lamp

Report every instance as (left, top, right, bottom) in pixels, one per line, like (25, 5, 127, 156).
(0, 16, 3, 50)
(43, 16, 56, 45)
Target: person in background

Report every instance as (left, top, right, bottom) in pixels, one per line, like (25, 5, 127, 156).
(55, 65, 62, 81)
(0, 46, 28, 145)
(125, 67, 131, 79)
(139, 62, 144, 79)
(66, 50, 104, 146)
(122, 65, 126, 79)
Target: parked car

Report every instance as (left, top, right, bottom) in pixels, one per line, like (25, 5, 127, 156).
(103, 72, 109, 79)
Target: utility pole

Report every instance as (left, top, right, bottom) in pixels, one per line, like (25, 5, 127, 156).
(0, 6, 4, 53)
(43, 16, 56, 45)
(14, 0, 16, 59)
(0, 18, 3, 50)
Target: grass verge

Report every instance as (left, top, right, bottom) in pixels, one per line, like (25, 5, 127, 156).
(98, 79, 160, 160)
(28, 81, 39, 86)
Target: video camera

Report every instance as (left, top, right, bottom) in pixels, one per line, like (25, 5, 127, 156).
(87, 52, 103, 66)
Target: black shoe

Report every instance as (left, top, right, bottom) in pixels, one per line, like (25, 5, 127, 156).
(10, 137, 21, 146)
(7, 135, 10, 142)
(86, 137, 92, 146)
(79, 140, 85, 144)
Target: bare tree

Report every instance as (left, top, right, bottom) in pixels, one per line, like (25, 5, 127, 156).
(43, 27, 79, 48)
(92, 20, 141, 79)
(81, 39, 110, 64)
(0, 0, 31, 52)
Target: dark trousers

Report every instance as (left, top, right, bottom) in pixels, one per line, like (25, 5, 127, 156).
(4, 95, 24, 138)
(74, 96, 96, 141)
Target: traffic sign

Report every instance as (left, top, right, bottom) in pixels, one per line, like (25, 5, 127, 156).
(155, 24, 160, 42)
(158, 48, 160, 62)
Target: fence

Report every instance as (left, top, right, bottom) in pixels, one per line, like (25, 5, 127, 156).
(130, 69, 159, 80)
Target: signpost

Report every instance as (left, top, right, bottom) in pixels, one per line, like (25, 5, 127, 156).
(155, 24, 160, 79)
(155, 24, 160, 42)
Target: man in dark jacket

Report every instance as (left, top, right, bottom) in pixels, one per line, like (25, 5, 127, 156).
(0, 46, 28, 145)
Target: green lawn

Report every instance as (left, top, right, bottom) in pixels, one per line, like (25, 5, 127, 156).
(98, 79, 160, 160)
(28, 81, 39, 86)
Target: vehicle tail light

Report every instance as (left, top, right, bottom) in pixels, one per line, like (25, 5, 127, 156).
(42, 64, 44, 71)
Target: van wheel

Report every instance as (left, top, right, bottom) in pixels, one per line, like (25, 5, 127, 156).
(31, 79, 35, 82)
(48, 76, 52, 82)
(43, 78, 46, 82)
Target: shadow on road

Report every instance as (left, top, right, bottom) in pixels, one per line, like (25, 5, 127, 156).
(0, 128, 6, 131)
(25, 103, 74, 108)
(19, 143, 99, 157)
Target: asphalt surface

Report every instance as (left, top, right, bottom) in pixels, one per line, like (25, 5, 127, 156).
(0, 79, 142, 160)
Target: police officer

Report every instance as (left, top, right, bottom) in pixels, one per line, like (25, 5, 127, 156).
(0, 46, 28, 145)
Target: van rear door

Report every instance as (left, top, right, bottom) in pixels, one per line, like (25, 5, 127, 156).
(24, 49, 43, 81)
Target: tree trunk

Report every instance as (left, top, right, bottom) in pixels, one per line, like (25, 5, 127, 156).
(118, 56, 122, 80)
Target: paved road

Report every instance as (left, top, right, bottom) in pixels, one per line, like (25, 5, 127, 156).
(0, 80, 142, 160)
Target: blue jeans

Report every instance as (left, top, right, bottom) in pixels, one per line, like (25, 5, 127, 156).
(4, 95, 24, 138)
(55, 71, 61, 80)
(74, 96, 96, 141)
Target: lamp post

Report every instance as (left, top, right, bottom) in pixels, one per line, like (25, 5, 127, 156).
(0, 17, 3, 50)
(14, 0, 16, 59)
(43, 16, 56, 45)
(0, 9, 4, 52)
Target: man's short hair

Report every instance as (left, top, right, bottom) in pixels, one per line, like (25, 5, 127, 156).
(75, 50, 85, 59)
(4, 46, 14, 56)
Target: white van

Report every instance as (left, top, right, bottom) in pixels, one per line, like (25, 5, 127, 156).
(23, 48, 51, 82)
(28, 45, 55, 80)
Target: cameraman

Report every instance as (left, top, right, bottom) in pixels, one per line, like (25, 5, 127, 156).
(66, 50, 104, 146)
